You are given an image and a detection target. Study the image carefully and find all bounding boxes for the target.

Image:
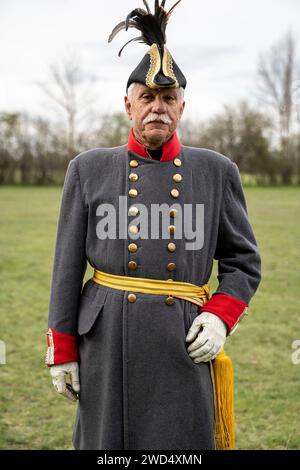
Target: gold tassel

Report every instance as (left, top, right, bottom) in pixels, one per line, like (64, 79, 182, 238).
(211, 349, 235, 450)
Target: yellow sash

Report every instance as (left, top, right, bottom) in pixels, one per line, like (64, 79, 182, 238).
(92, 268, 235, 450)
(93, 268, 210, 307)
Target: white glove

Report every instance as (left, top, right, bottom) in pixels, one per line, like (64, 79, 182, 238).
(185, 311, 227, 363)
(50, 361, 80, 401)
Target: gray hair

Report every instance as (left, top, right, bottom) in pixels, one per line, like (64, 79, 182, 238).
(127, 82, 185, 103)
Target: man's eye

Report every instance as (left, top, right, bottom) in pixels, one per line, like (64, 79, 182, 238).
(165, 96, 175, 102)
(143, 95, 153, 101)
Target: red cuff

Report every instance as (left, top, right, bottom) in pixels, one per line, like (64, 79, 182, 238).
(199, 293, 248, 334)
(45, 327, 79, 366)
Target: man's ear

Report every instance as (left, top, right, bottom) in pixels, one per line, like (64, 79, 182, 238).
(180, 100, 186, 119)
(124, 96, 132, 120)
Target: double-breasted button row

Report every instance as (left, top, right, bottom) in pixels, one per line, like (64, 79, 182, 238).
(164, 147, 182, 292)
(171, 157, 182, 197)
(166, 157, 183, 274)
(127, 156, 183, 303)
(129, 160, 139, 199)
(128, 162, 140, 272)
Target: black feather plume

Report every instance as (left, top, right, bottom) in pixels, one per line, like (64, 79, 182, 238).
(108, 0, 182, 56)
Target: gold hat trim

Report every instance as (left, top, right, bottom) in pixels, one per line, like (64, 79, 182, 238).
(162, 47, 179, 87)
(146, 44, 179, 89)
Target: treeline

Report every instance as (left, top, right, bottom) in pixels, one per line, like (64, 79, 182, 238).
(0, 111, 131, 185)
(180, 102, 300, 185)
(0, 31, 299, 185)
(0, 102, 299, 185)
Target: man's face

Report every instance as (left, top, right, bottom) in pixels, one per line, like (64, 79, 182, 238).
(124, 83, 185, 149)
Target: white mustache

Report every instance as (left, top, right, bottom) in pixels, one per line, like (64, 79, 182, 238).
(143, 113, 172, 125)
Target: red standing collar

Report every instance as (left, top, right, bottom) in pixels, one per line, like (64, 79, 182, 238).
(127, 129, 181, 162)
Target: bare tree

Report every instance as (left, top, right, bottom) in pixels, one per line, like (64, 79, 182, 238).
(258, 32, 295, 140)
(37, 50, 98, 156)
(257, 31, 298, 183)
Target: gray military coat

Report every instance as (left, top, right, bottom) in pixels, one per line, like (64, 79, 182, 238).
(48, 144, 261, 450)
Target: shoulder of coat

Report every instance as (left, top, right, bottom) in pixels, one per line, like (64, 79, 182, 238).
(181, 145, 233, 171)
(72, 145, 128, 168)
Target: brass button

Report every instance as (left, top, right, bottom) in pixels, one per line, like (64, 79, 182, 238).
(171, 189, 180, 198)
(129, 206, 140, 217)
(167, 262, 176, 272)
(129, 189, 138, 198)
(129, 173, 139, 182)
(128, 261, 138, 270)
(130, 160, 139, 168)
(168, 225, 176, 234)
(174, 158, 182, 167)
(168, 242, 176, 252)
(173, 174, 182, 183)
(169, 209, 178, 218)
(128, 293, 137, 303)
(129, 225, 139, 234)
(128, 243, 138, 253)
(165, 296, 175, 306)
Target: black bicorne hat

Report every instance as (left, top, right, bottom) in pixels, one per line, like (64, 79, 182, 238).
(108, 0, 187, 92)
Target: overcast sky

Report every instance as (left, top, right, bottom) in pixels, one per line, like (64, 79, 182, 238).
(0, 0, 299, 122)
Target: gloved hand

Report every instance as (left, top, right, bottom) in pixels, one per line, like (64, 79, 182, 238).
(50, 361, 80, 401)
(185, 311, 227, 363)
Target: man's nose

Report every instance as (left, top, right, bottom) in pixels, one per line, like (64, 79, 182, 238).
(151, 95, 167, 113)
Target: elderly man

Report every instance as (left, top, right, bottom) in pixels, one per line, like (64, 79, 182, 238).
(45, 1, 261, 450)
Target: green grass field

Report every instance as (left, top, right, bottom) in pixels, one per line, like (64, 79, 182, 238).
(0, 185, 299, 450)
